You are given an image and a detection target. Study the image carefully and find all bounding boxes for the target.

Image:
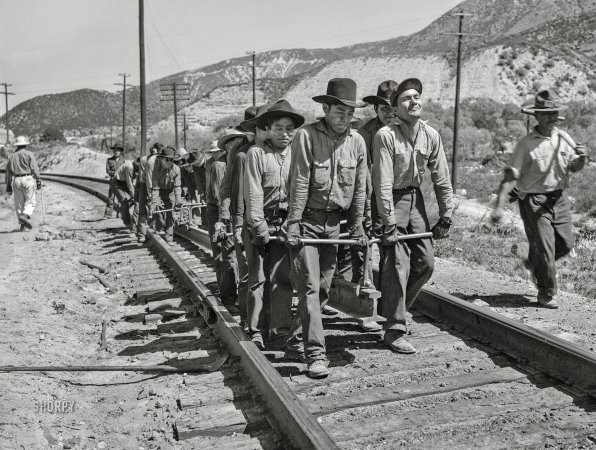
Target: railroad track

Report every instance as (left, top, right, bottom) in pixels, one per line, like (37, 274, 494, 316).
(41, 173, 596, 449)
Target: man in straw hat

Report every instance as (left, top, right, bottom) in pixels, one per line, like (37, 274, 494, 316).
(149, 146, 182, 244)
(244, 100, 304, 350)
(492, 89, 587, 309)
(5, 136, 41, 231)
(373, 78, 454, 354)
(104, 144, 125, 219)
(285, 78, 368, 378)
(206, 130, 246, 311)
(215, 105, 271, 328)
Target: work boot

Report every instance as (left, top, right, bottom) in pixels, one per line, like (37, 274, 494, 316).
(251, 334, 265, 350)
(284, 345, 306, 362)
(384, 333, 417, 354)
(537, 293, 559, 309)
(307, 359, 329, 378)
(322, 306, 338, 317)
(358, 320, 382, 332)
(137, 236, 146, 244)
(18, 214, 33, 230)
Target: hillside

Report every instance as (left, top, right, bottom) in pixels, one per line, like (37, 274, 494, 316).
(4, 0, 596, 135)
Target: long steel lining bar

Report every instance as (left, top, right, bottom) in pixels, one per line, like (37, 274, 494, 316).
(147, 228, 339, 449)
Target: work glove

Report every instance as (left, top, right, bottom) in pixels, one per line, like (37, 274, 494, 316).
(233, 226, 243, 245)
(6, 184, 12, 196)
(285, 222, 302, 249)
(252, 230, 270, 246)
(213, 220, 229, 243)
(575, 144, 588, 158)
(36, 180, 42, 191)
(431, 217, 452, 240)
(508, 187, 520, 203)
(350, 225, 369, 249)
(381, 224, 400, 246)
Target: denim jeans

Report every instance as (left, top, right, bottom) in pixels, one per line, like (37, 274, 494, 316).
(206, 203, 238, 302)
(114, 180, 137, 231)
(380, 188, 434, 335)
(137, 182, 149, 238)
(287, 208, 341, 362)
(234, 223, 249, 323)
(104, 177, 116, 218)
(519, 191, 574, 297)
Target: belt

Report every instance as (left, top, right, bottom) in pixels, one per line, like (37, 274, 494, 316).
(264, 208, 287, 218)
(393, 186, 417, 194)
(13, 173, 32, 178)
(305, 206, 341, 214)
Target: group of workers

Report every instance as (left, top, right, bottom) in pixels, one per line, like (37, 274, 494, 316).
(5, 76, 587, 379)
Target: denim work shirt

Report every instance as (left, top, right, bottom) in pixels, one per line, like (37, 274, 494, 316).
(6, 149, 40, 186)
(144, 155, 158, 190)
(245, 141, 291, 235)
(288, 119, 367, 232)
(206, 155, 227, 206)
(137, 155, 149, 185)
(507, 127, 582, 195)
(219, 140, 253, 225)
(372, 118, 453, 226)
(151, 161, 181, 202)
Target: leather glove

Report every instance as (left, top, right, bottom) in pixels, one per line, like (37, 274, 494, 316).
(432, 217, 452, 240)
(285, 222, 302, 249)
(381, 224, 400, 246)
(350, 225, 369, 249)
(252, 230, 270, 246)
(36, 180, 42, 191)
(6, 184, 12, 196)
(233, 226, 243, 245)
(508, 187, 520, 203)
(575, 144, 587, 158)
(213, 220, 229, 243)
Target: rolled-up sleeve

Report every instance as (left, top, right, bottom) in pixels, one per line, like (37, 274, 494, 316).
(288, 128, 312, 223)
(507, 141, 527, 180)
(245, 147, 268, 235)
(372, 129, 396, 226)
(427, 134, 454, 219)
(347, 139, 367, 232)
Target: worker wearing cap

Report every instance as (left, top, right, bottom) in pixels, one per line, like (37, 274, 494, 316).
(114, 158, 138, 235)
(104, 144, 125, 219)
(492, 89, 587, 309)
(373, 78, 454, 354)
(214, 106, 269, 328)
(244, 100, 304, 350)
(149, 146, 182, 244)
(5, 136, 41, 231)
(285, 78, 368, 378)
(206, 132, 244, 310)
(136, 143, 161, 242)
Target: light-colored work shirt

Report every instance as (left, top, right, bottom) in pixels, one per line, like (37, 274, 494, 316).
(151, 162, 181, 202)
(206, 155, 227, 206)
(507, 127, 582, 195)
(287, 119, 367, 231)
(115, 160, 136, 195)
(219, 140, 252, 224)
(373, 118, 453, 226)
(144, 155, 158, 190)
(137, 155, 150, 185)
(6, 148, 40, 186)
(245, 141, 291, 235)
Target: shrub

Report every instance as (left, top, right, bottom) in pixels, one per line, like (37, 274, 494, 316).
(515, 67, 528, 77)
(544, 60, 555, 69)
(40, 126, 65, 142)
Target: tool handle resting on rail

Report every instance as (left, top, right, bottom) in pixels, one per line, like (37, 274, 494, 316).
(276, 232, 433, 245)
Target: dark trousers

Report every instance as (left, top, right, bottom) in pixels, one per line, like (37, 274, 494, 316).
(244, 226, 293, 341)
(155, 189, 175, 242)
(519, 191, 574, 297)
(206, 203, 238, 302)
(287, 208, 341, 362)
(380, 188, 434, 335)
(104, 177, 116, 218)
(234, 222, 249, 323)
(137, 182, 149, 238)
(114, 181, 137, 231)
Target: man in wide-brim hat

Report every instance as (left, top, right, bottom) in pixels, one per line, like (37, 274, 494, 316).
(284, 78, 368, 378)
(214, 103, 274, 328)
(243, 99, 304, 350)
(5, 135, 41, 230)
(492, 89, 587, 309)
(104, 144, 125, 219)
(373, 77, 454, 354)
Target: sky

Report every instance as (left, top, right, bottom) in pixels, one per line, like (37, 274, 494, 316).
(0, 0, 464, 109)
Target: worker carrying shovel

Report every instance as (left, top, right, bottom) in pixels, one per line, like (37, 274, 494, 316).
(5, 136, 42, 231)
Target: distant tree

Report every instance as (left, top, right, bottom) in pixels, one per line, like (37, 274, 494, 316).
(40, 126, 65, 142)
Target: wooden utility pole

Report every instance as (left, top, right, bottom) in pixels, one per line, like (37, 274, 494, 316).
(139, 0, 147, 157)
(246, 51, 256, 106)
(1, 83, 15, 145)
(177, 113, 196, 149)
(446, 13, 481, 194)
(115, 73, 131, 148)
(160, 82, 190, 149)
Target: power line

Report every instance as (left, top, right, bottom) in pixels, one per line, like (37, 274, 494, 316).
(114, 73, 131, 148)
(160, 82, 190, 149)
(246, 51, 257, 107)
(1, 83, 15, 145)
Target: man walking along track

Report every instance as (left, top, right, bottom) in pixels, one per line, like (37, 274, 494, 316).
(104, 144, 125, 219)
(244, 100, 305, 350)
(5, 136, 42, 231)
(285, 78, 368, 378)
(492, 89, 587, 309)
(373, 78, 454, 354)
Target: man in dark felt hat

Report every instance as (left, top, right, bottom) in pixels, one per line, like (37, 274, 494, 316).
(285, 78, 368, 378)
(336, 80, 399, 332)
(243, 100, 305, 350)
(492, 89, 587, 309)
(149, 146, 182, 244)
(214, 104, 272, 327)
(104, 144, 125, 219)
(373, 77, 454, 354)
